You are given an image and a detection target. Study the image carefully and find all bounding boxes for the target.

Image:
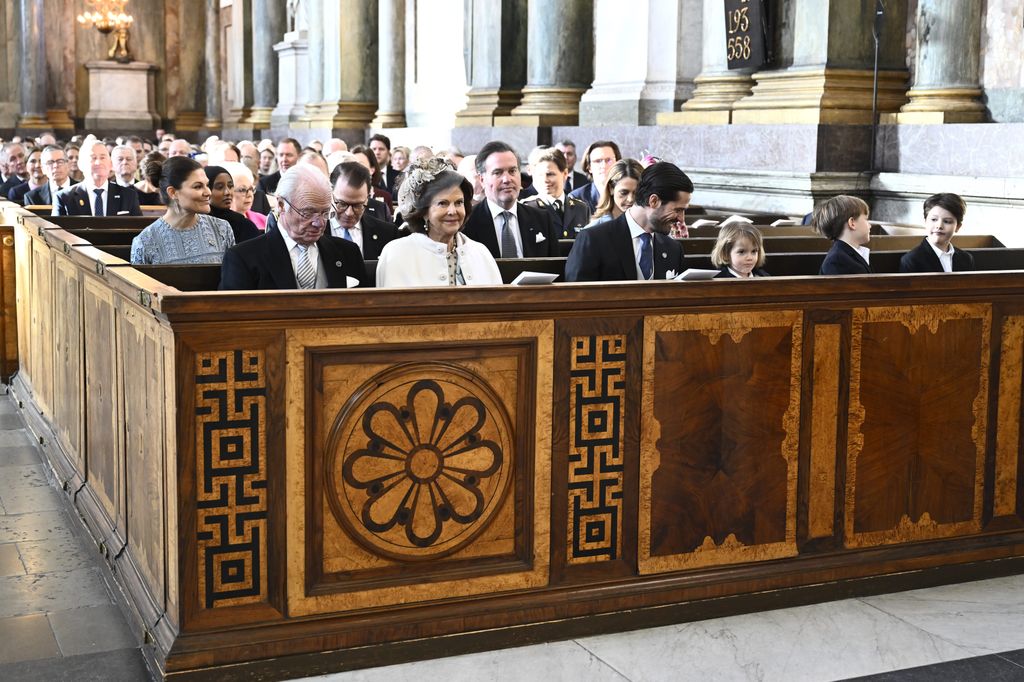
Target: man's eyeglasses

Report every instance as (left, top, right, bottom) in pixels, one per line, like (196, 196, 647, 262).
(42, 159, 68, 167)
(332, 199, 368, 215)
(283, 199, 330, 223)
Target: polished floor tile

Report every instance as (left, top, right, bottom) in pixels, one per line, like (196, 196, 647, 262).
(0, 413, 27, 430)
(48, 605, 139, 657)
(0, 443, 40, 467)
(0, 647, 151, 681)
(0, 613, 60, 665)
(0, 541, 24, 577)
(0, 428, 35, 448)
(848, 653, 1024, 681)
(17, 533, 96, 574)
(0, 483, 65, 515)
(0, 568, 111, 618)
(0, 510, 74, 543)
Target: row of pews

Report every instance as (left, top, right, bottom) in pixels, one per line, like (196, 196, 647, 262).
(5, 202, 1024, 680)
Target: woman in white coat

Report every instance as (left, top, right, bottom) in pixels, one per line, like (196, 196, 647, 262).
(376, 158, 502, 288)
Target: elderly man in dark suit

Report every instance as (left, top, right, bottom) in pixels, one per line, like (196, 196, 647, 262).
(219, 163, 366, 290)
(460, 141, 559, 259)
(0, 143, 28, 198)
(565, 162, 691, 282)
(25, 145, 73, 207)
(55, 140, 142, 216)
(328, 161, 398, 261)
(255, 137, 301, 196)
(7, 148, 46, 205)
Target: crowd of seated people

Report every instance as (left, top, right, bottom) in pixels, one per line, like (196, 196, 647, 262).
(0, 129, 988, 287)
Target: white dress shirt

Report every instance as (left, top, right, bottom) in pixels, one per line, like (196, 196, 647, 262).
(625, 209, 653, 280)
(929, 240, 955, 273)
(487, 200, 523, 258)
(330, 218, 363, 254)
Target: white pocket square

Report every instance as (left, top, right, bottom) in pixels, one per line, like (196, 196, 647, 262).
(116, 210, 129, 215)
(535, 232, 546, 243)
(666, 270, 676, 279)
(345, 275, 360, 288)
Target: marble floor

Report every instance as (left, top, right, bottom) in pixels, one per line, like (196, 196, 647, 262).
(1, 390, 1023, 681)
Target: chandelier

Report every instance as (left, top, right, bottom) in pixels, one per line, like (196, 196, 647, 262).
(77, 0, 135, 63)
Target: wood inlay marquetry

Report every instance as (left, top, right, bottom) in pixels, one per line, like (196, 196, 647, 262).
(567, 335, 626, 564)
(195, 350, 268, 609)
(324, 363, 515, 561)
(995, 315, 1023, 518)
(639, 311, 802, 573)
(845, 305, 989, 547)
(809, 324, 841, 539)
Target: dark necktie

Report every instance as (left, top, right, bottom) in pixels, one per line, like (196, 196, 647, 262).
(93, 188, 104, 217)
(500, 211, 517, 258)
(342, 227, 353, 242)
(639, 233, 653, 280)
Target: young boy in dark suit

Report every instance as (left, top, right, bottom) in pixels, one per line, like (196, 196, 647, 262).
(815, 195, 872, 275)
(899, 193, 975, 273)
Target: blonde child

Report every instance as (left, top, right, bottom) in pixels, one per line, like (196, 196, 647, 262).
(711, 224, 770, 278)
(814, 195, 872, 275)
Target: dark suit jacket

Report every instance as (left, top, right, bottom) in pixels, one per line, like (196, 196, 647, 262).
(55, 182, 142, 216)
(715, 266, 771, 279)
(0, 175, 24, 199)
(568, 182, 601, 213)
(565, 214, 684, 282)
(357, 213, 400, 260)
(899, 238, 975, 273)
(219, 226, 367, 291)
(460, 200, 559, 259)
(819, 240, 871, 275)
(519, 195, 592, 239)
(256, 171, 281, 195)
(565, 171, 588, 195)
(24, 184, 57, 206)
(7, 181, 34, 205)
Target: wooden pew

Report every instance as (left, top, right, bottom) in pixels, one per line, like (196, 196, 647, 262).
(13, 205, 1024, 680)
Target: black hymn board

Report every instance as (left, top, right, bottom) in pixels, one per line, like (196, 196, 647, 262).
(725, 0, 769, 70)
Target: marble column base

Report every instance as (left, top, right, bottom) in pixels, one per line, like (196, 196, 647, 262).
(579, 82, 682, 126)
(308, 101, 377, 129)
(46, 109, 75, 131)
(175, 111, 205, 132)
(271, 34, 309, 128)
(732, 68, 909, 125)
(506, 86, 588, 126)
(16, 113, 49, 130)
(450, 126, 552, 161)
(454, 88, 524, 127)
(84, 60, 160, 132)
(885, 87, 989, 124)
(245, 106, 274, 127)
(658, 72, 755, 125)
(370, 111, 407, 128)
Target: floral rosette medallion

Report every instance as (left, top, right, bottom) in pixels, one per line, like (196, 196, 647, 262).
(325, 363, 515, 561)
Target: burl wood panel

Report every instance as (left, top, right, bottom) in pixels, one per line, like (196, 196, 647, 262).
(83, 275, 123, 534)
(52, 256, 83, 473)
(288, 321, 552, 617)
(567, 335, 626, 565)
(808, 324, 841, 539)
(29, 237, 53, 415)
(121, 297, 171, 610)
(639, 311, 802, 573)
(13, 226, 32, 392)
(194, 349, 269, 610)
(995, 315, 1023, 518)
(0, 227, 17, 380)
(845, 305, 989, 548)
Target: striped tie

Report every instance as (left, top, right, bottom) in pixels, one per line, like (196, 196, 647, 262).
(294, 244, 316, 289)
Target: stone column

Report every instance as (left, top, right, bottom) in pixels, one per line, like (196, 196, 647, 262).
(506, 0, 593, 126)
(893, 0, 987, 123)
(17, 0, 48, 129)
(731, 0, 910, 124)
(659, 0, 755, 125)
(310, 0, 378, 136)
(370, 0, 406, 128)
(225, 0, 254, 127)
(580, 0, 698, 125)
(247, 0, 286, 128)
(203, 0, 222, 129)
(454, 0, 527, 126)
(303, 0, 324, 124)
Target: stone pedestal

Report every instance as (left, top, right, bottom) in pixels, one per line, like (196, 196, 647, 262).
(272, 31, 309, 127)
(84, 61, 160, 132)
